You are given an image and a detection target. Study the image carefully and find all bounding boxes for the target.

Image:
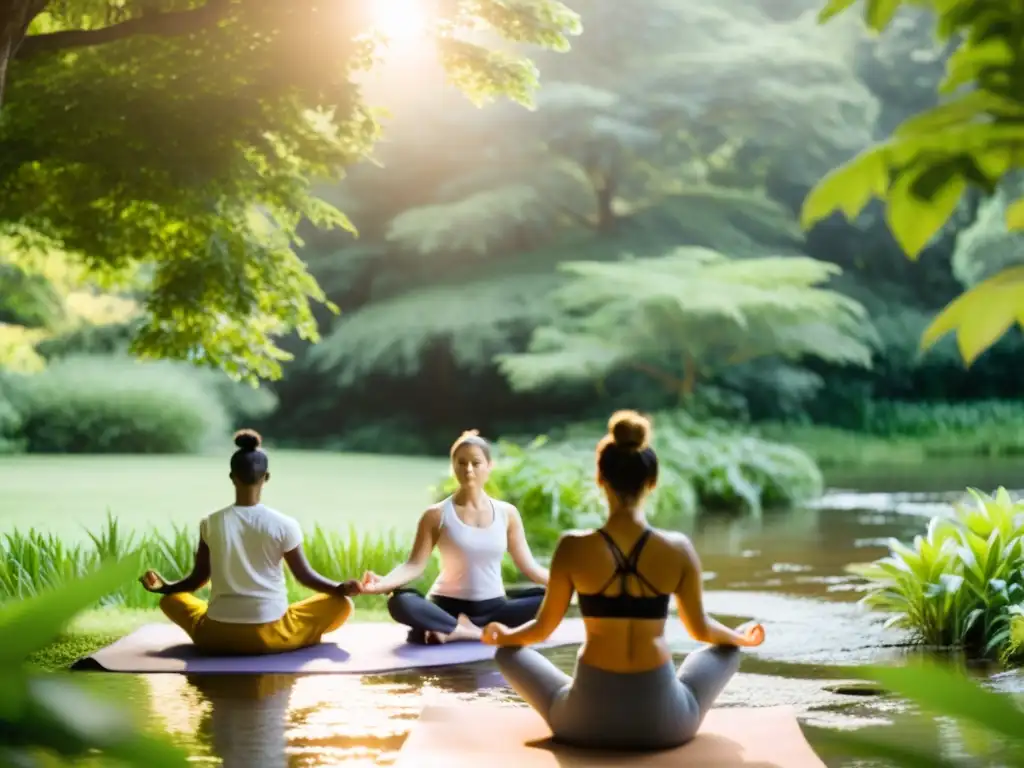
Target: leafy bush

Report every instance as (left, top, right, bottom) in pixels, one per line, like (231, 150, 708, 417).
(0, 554, 190, 766)
(854, 488, 1024, 660)
(434, 410, 824, 550)
(0, 377, 23, 454)
(4, 355, 230, 453)
(0, 515, 515, 611)
(35, 320, 137, 360)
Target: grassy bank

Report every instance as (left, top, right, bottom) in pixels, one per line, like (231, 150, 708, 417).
(754, 422, 1024, 469)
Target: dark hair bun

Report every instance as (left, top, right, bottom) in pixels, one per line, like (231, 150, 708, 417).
(233, 428, 262, 452)
(608, 410, 651, 451)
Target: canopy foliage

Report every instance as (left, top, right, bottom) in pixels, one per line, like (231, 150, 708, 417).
(0, 0, 580, 381)
(308, 0, 874, 387)
(497, 248, 876, 397)
(805, 0, 1024, 366)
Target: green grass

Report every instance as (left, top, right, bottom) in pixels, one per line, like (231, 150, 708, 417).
(753, 423, 1024, 468)
(0, 450, 448, 540)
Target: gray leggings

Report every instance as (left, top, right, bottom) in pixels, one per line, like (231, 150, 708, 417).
(494, 644, 741, 750)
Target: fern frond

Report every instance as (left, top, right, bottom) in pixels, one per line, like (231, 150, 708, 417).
(310, 270, 562, 384)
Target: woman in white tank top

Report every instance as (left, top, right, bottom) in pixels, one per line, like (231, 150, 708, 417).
(358, 430, 550, 644)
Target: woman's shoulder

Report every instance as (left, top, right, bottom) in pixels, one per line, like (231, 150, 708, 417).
(419, 503, 446, 526)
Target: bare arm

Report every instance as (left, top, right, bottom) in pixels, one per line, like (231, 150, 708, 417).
(506, 506, 549, 585)
(283, 545, 358, 596)
(372, 508, 442, 593)
(674, 535, 751, 647)
(158, 538, 212, 594)
(495, 534, 575, 646)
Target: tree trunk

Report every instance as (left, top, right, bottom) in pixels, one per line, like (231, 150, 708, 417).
(0, 0, 47, 107)
(594, 178, 617, 234)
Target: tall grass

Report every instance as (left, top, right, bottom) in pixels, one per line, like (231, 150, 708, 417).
(0, 514, 522, 611)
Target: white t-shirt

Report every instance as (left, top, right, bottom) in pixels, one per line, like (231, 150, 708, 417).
(200, 503, 303, 624)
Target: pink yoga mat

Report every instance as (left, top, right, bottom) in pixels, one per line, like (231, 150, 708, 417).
(72, 619, 588, 674)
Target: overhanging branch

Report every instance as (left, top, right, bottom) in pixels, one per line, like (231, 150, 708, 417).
(15, 0, 233, 59)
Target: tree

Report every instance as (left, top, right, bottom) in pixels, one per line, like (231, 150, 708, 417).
(0, 0, 581, 381)
(306, 0, 877, 391)
(495, 247, 876, 399)
(803, 0, 1024, 366)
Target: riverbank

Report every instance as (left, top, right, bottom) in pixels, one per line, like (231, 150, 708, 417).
(754, 422, 1024, 469)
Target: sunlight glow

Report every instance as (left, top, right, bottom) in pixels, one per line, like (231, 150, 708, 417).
(369, 0, 430, 44)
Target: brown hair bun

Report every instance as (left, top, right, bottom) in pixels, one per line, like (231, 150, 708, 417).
(233, 428, 262, 452)
(608, 410, 651, 451)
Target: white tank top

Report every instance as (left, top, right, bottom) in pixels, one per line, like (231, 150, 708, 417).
(428, 496, 508, 601)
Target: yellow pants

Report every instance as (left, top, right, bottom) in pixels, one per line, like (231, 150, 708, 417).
(159, 592, 354, 655)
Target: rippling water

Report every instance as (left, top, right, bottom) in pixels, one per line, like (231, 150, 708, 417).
(77, 489, 1002, 767)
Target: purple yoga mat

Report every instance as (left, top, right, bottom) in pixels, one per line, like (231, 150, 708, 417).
(71, 618, 587, 675)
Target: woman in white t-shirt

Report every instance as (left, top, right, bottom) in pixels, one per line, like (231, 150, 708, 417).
(139, 429, 359, 655)
(358, 430, 550, 645)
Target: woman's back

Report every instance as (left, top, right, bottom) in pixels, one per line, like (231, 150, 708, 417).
(565, 522, 690, 673)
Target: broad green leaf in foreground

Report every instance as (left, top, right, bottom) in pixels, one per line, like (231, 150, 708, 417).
(813, 728, 959, 768)
(920, 266, 1024, 365)
(860, 661, 1024, 749)
(0, 552, 142, 665)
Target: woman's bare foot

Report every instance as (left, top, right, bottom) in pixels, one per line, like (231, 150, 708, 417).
(431, 614, 483, 644)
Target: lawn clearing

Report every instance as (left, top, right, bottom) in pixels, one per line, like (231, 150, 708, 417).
(0, 450, 448, 541)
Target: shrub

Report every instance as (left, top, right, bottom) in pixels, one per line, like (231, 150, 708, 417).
(0, 375, 23, 454)
(854, 487, 1024, 659)
(433, 410, 824, 551)
(4, 355, 230, 453)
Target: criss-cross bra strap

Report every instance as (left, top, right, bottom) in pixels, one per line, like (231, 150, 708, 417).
(594, 528, 661, 596)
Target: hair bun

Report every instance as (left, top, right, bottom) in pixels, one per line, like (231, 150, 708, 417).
(233, 428, 262, 452)
(608, 410, 651, 451)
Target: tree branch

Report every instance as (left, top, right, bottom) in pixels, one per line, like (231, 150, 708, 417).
(15, 0, 233, 59)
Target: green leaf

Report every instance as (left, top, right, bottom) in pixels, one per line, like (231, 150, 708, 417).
(862, 661, 1024, 747)
(921, 266, 1024, 364)
(817, 0, 860, 24)
(1006, 198, 1024, 230)
(800, 149, 889, 229)
(0, 553, 142, 665)
(865, 0, 901, 32)
(813, 727, 959, 768)
(885, 166, 965, 259)
(942, 38, 1016, 94)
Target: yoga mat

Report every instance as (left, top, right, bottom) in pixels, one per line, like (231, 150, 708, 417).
(71, 619, 586, 675)
(395, 704, 826, 767)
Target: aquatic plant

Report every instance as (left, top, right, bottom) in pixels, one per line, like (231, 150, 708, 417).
(855, 488, 1024, 659)
(0, 514, 499, 611)
(0, 553, 189, 765)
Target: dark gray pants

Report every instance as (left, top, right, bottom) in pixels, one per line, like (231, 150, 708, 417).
(495, 644, 741, 750)
(388, 586, 545, 644)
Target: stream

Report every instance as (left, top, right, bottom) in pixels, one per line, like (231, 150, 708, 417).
(75, 459, 1024, 767)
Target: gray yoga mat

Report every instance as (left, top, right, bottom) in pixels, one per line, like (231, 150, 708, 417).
(71, 618, 587, 675)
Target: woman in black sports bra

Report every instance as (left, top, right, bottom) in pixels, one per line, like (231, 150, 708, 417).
(481, 410, 765, 750)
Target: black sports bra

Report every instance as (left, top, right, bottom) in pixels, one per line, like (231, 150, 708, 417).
(576, 528, 671, 620)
